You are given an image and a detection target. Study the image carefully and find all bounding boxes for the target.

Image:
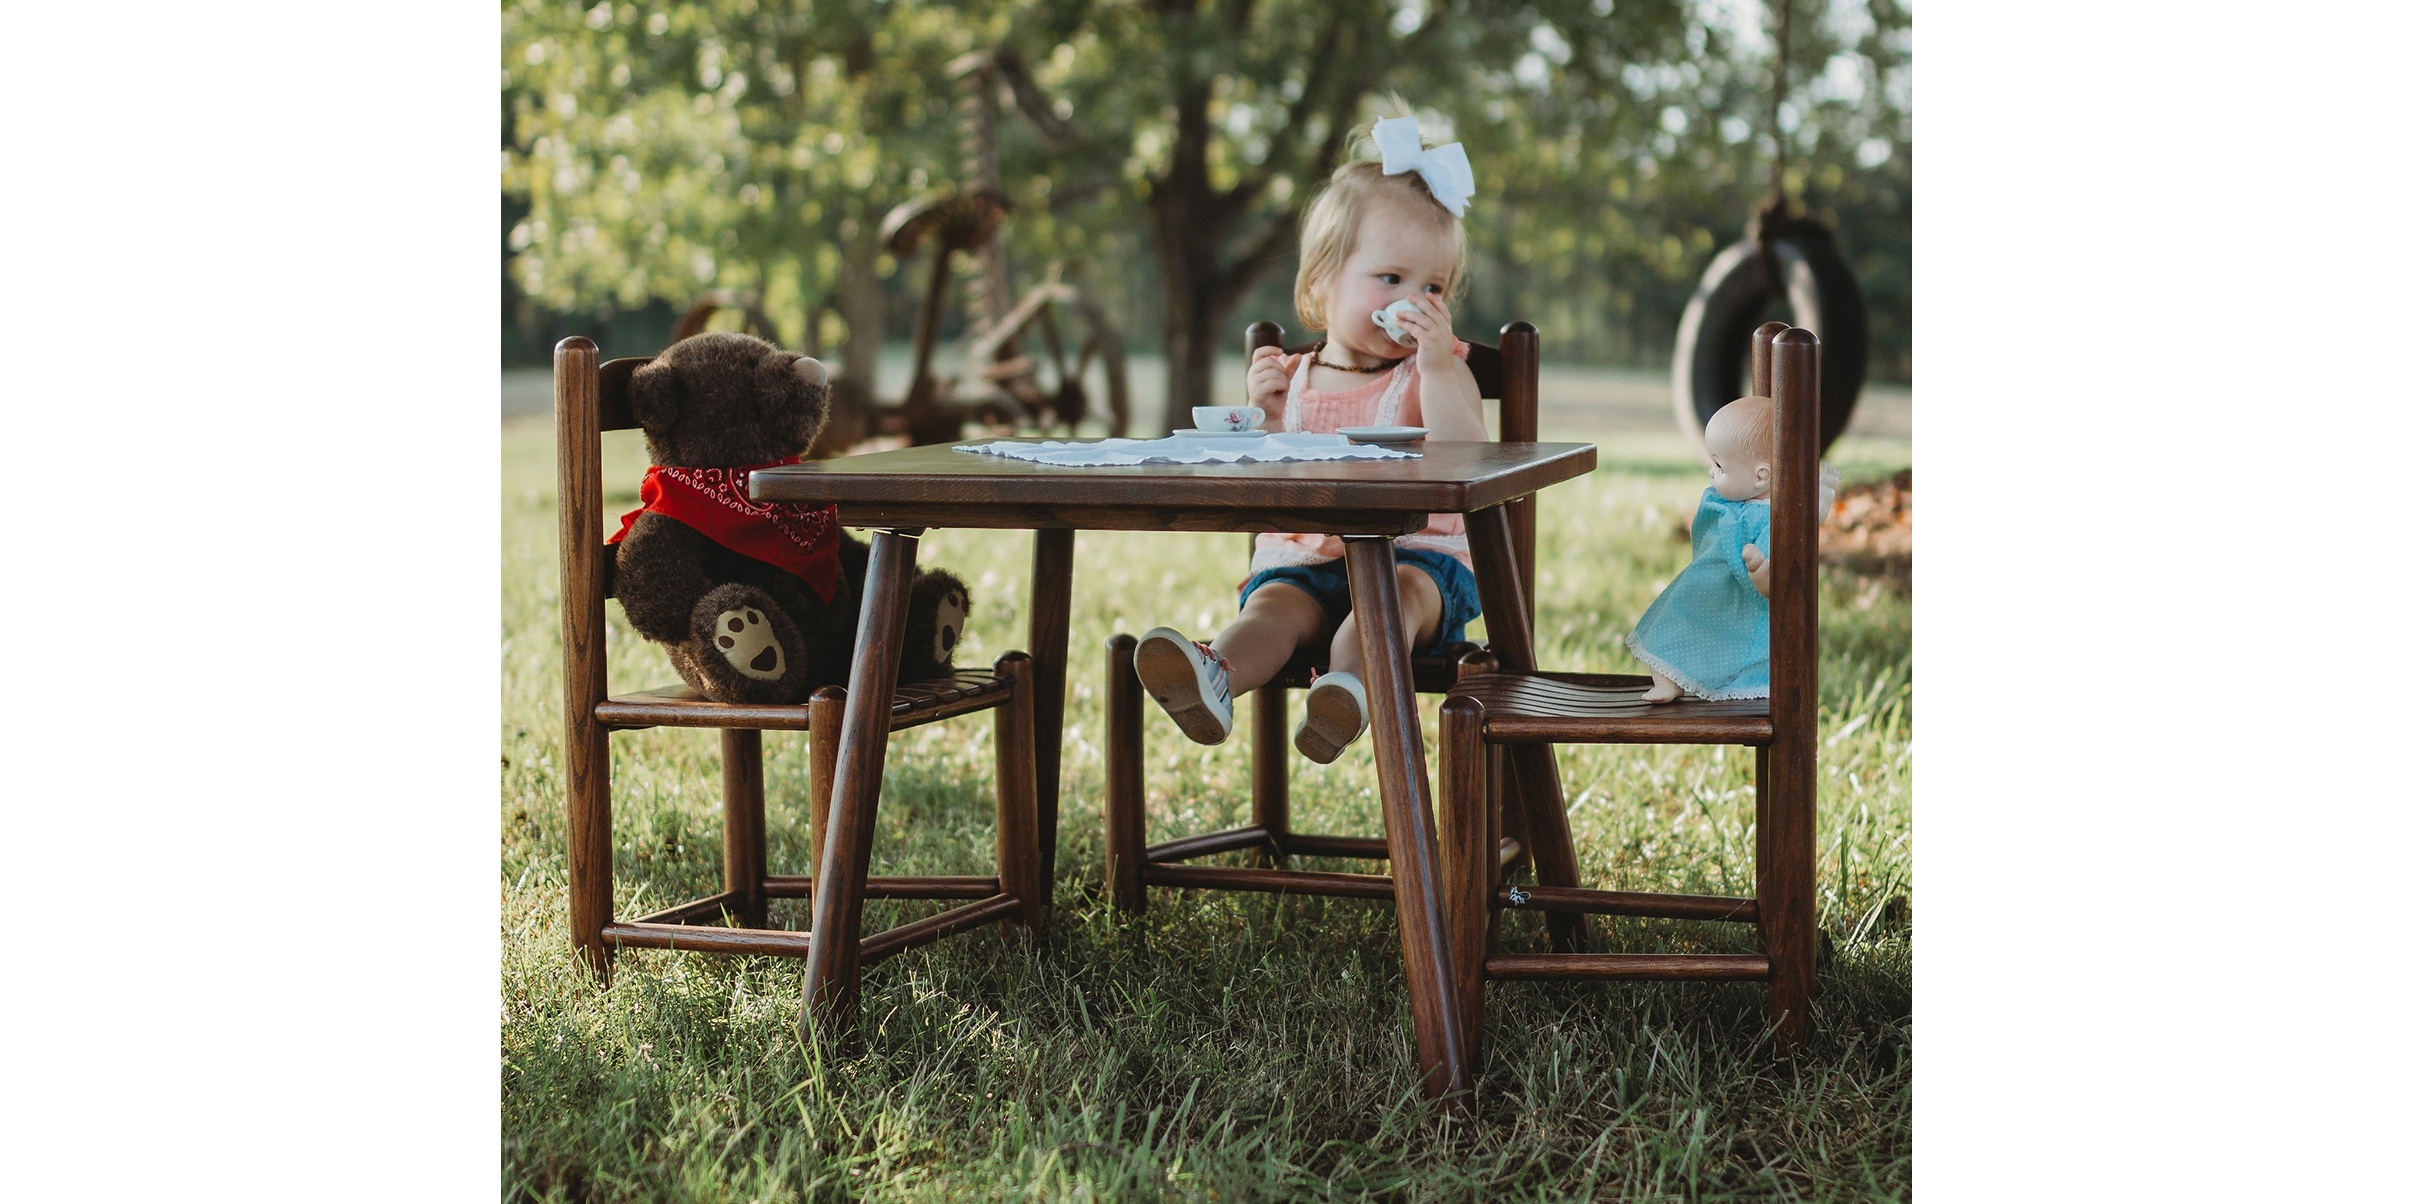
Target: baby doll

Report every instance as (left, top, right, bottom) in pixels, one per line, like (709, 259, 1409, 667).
(1626, 395, 1835, 703)
(1131, 113, 1485, 763)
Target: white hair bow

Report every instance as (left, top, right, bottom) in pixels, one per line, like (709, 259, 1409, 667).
(1372, 115, 1475, 217)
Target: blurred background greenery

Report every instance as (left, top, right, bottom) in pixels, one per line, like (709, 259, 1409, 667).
(502, 0, 1909, 415)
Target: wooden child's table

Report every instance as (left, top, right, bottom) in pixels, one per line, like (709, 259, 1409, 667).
(752, 437, 1596, 1098)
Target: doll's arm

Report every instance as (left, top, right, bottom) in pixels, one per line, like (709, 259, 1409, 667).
(1735, 464, 1832, 597)
(1740, 544, 1772, 598)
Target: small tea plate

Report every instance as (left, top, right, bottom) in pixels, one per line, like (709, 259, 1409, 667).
(1337, 425, 1427, 445)
(1170, 428, 1270, 440)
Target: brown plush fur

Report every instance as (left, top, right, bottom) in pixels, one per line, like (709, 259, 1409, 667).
(611, 331, 971, 703)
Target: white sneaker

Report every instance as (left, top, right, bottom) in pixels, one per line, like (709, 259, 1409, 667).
(1134, 627, 1235, 745)
(1295, 670, 1369, 764)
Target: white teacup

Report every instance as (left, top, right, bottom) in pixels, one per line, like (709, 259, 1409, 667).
(1191, 405, 1266, 432)
(1371, 299, 1423, 346)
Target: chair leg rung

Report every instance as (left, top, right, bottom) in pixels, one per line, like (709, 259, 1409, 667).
(1140, 863, 1395, 900)
(761, 875, 1002, 900)
(1275, 833, 1389, 860)
(603, 921, 813, 957)
(609, 892, 1025, 964)
(1497, 884, 1758, 923)
(858, 894, 1024, 963)
(1146, 825, 1272, 863)
(1485, 953, 1770, 981)
(630, 891, 747, 927)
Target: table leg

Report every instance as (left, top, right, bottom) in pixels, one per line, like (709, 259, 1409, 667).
(1102, 633, 1146, 913)
(1341, 536, 1469, 1102)
(799, 528, 920, 1032)
(1466, 505, 1586, 952)
(1026, 529, 1075, 901)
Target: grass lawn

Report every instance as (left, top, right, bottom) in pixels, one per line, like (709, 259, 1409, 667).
(500, 419, 1912, 1202)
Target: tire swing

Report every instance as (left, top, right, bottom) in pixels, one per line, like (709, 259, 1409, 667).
(1669, 0, 1869, 464)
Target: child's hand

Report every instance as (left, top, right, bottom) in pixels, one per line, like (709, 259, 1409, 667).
(1392, 293, 1459, 370)
(1247, 344, 1290, 417)
(1741, 544, 1772, 598)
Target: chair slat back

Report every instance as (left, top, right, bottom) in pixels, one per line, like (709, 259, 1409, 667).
(1755, 320, 1820, 734)
(554, 346, 661, 705)
(1242, 319, 1542, 631)
(555, 337, 613, 736)
(597, 355, 650, 433)
(1242, 320, 1533, 420)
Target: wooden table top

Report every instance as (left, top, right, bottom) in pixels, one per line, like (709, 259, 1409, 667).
(750, 439, 1597, 534)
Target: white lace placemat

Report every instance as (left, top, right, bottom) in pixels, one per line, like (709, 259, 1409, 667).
(957, 432, 1418, 467)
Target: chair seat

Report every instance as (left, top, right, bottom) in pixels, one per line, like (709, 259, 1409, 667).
(1263, 640, 1480, 693)
(1449, 671, 1773, 746)
(596, 667, 1013, 732)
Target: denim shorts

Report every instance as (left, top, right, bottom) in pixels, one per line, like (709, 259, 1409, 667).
(1237, 548, 1483, 649)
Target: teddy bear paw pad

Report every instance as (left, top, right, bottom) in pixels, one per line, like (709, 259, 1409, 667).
(932, 590, 968, 660)
(713, 608, 784, 680)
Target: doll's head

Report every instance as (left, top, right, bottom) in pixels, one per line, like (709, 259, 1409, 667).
(1703, 395, 1775, 501)
(1292, 121, 1469, 354)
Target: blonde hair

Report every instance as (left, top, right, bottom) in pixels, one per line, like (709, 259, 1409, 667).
(1292, 120, 1470, 333)
(1705, 395, 1775, 463)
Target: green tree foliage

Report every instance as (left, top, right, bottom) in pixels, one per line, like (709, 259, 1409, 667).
(505, 0, 1912, 404)
(1372, 0, 1911, 375)
(503, 0, 985, 377)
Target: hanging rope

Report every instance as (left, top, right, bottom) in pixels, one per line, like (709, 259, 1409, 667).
(1764, 0, 1792, 211)
(1751, 0, 1797, 297)
(1671, 0, 1868, 458)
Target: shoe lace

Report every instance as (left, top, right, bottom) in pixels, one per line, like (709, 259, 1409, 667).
(1193, 640, 1233, 703)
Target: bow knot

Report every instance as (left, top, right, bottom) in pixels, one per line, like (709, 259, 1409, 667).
(1372, 115, 1475, 217)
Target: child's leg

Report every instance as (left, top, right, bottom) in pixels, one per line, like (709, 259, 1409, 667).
(1210, 582, 1328, 696)
(1291, 566, 1441, 764)
(1133, 578, 1332, 747)
(1325, 565, 1445, 676)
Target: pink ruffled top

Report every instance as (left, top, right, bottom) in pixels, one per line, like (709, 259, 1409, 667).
(1250, 339, 1474, 575)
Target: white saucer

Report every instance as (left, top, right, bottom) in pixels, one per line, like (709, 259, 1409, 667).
(1171, 427, 1269, 439)
(1338, 425, 1427, 445)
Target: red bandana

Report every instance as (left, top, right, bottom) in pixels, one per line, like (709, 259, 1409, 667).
(609, 457, 841, 604)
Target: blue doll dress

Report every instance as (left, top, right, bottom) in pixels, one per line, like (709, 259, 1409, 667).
(1624, 489, 1772, 700)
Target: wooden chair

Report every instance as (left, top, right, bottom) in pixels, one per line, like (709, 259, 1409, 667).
(553, 336, 1045, 997)
(1101, 320, 1582, 936)
(1435, 322, 1823, 1078)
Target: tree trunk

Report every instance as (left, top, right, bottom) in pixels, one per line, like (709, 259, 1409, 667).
(808, 215, 886, 457)
(839, 217, 885, 393)
(1141, 33, 1358, 418)
(1161, 278, 1229, 418)
(1150, 74, 1237, 420)
(1133, 4, 1383, 420)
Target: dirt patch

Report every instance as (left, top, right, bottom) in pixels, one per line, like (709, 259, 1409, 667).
(1672, 468, 1912, 595)
(1823, 468, 1912, 594)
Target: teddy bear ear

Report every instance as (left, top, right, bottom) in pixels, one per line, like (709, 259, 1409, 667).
(628, 359, 684, 432)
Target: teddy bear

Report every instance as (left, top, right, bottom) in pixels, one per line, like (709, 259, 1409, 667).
(606, 330, 971, 704)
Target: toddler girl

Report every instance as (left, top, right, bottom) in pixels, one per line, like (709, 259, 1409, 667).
(1134, 114, 1486, 764)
